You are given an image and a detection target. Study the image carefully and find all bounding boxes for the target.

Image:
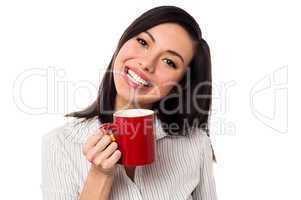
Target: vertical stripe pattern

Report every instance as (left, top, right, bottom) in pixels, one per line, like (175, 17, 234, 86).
(41, 117, 217, 200)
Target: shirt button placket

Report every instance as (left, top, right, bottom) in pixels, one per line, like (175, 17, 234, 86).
(123, 166, 143, 199)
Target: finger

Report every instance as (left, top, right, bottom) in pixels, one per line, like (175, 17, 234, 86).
(102, 150, 122, 169)
(86, 134, 112, 161)
(83, 129, 105, 155)
(93, 142, 118, 166)
(95, 134, 113, 150)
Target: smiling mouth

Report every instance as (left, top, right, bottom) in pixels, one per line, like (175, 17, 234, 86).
(124, 66, 152, 87)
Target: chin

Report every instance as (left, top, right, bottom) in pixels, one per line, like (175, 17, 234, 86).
(119, 92, 159, 107)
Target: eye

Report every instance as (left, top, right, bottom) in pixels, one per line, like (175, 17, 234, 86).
(163, 58, 177, 68)
(136, 37, 148, 47)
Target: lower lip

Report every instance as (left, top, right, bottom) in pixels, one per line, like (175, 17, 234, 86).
(123, 70, 151, 92)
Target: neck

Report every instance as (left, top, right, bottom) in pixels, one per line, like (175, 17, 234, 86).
(114, 95, 152, 111)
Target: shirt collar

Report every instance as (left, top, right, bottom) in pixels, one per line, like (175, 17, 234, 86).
(64, 115, 168, 143)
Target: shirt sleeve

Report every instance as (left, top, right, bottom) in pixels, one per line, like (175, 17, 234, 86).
(41, 130, 80, 200)
(192, 135, 217, 200)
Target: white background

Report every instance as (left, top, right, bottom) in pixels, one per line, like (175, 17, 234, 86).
(0, 0, 299, 199)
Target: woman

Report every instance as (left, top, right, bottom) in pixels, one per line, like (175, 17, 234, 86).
(41, 5, 217, 200)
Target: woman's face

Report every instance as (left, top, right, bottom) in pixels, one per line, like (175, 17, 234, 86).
(113, 22, 196, 108)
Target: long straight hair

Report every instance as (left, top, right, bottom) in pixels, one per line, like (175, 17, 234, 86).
(65, 6, 215, 160)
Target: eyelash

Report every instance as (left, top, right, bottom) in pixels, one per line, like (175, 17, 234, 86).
(136, 37, 148, 47)
(163, 58, 176, 68)
(136, 37, 177, 69)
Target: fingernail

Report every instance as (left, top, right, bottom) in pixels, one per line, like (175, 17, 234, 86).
(109, 133, 116, 142)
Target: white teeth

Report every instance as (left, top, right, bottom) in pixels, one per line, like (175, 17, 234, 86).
(127, 73, 143, 86)
(127, 69, 149, 86)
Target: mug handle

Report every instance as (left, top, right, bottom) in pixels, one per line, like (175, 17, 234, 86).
(99, 123, 117, 142)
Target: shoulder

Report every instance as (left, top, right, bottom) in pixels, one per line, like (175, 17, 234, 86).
(42, 116, 100, 149)
(185, 128, 215, 161)
(185, 128, 213, 149)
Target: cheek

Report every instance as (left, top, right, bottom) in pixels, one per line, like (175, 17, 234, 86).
(113, 42, 139, 73)
(154, 73, 182, 96)
(117, 41, 142, 60)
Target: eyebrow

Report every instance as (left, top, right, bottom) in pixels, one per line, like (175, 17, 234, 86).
(144, 31, 185, 64)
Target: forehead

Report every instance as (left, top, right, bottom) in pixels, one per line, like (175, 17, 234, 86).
(144, 23, 195, 64)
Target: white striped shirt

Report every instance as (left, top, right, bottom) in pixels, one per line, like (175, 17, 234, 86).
(41, 116, 217, 200)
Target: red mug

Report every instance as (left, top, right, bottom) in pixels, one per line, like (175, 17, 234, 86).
(100, 109, 156, 166)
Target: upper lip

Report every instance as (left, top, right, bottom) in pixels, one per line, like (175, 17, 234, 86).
(125, 66, 152, 85)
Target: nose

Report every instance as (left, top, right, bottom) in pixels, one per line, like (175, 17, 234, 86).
(138, 57, 155, 73)
(139, 63, 154, 73)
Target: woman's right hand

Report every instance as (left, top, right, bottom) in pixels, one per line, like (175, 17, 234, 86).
(83, 128, 122, 176)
